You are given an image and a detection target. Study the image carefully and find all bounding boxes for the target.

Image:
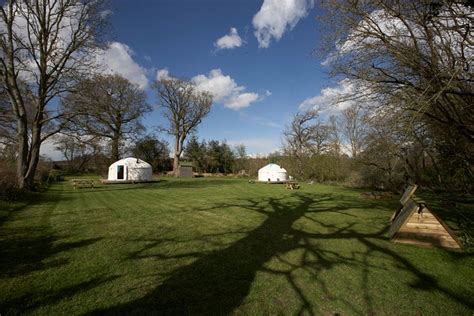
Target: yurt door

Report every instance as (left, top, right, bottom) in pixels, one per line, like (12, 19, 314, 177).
(117, 165, 124, 180)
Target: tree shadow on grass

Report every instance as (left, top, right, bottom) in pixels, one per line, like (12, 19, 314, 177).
(0, 232, 103, 277)
(1, 274, 120, 314)
(0, 192, 101, 278)
(89, 192, 473, 315)
(0, 189, 112, 315)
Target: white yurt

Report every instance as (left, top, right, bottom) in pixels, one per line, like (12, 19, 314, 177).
(107, 157, 153, 182)
(258, 163, 288, 182)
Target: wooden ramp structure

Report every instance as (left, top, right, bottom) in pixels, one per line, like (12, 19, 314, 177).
(389, 185, 462, 251)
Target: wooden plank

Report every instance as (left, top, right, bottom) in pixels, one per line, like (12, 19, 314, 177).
(397, 230, 454, 238)
(389, 199, 419, 238)
(406, 222, 441, 228)
(399, 184, 418, 205)
(395, 232, 457, 242)
(406, 218, 440, 225)
(401, 225, 448, 233)
(393, 238, 461, 249)
(398, 227, 454, 237)
(406, 213, 439, 221)
(427, 208, 464, 249)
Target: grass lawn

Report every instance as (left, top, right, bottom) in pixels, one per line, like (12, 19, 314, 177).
(0, 177, 473, 315)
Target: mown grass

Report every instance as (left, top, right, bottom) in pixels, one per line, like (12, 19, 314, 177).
(0, 177, 473, 315)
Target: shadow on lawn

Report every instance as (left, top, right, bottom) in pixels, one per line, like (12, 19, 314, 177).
(1, 274, 119, 314)
(0, 190, 110, 314)
(0, 192, 101, 278)
(0, 232, 103, 278)
(91, 193, 473, 315)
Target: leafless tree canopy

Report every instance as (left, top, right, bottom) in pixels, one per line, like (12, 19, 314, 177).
(0, 0, 106, 188)
(62, 74, 151, 161)
(322, 0, 473, 136)
(339, 105, 368, 158)
(317, 0, 474, 191)
(284, 109, 332, 158)
(154, 78, 212, 174)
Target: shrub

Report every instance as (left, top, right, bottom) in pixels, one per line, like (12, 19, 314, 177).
(0, 161, 22, 200)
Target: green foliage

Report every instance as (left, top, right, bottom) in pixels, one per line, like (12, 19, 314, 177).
(130, 136, 171, 172)
(184, 137, 235, 173)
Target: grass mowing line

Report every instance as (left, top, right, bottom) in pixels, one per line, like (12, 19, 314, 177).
(0, 179, 473, 315)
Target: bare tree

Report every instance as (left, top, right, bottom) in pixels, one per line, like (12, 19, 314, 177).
(0, 0, 106, 189)
(284, 109, 331, 157)
(54, 134, 102, 172)
(320, 0, 474, 191)
(328, 115, 343, 156)
(62, 74, 151, 161)
(154, 78, 212, 175)
(234, 143, 247, 172)
(0, 86, 15, 147)
(322, 1, 473, 139)
(339, 105, 368, 158)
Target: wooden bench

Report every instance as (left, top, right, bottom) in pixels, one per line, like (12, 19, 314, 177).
(71, 179, 95, 189)
(285, 181, 300, 190)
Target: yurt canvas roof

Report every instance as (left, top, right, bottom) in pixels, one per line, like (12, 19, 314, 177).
(113, 157, 152, 168)
(259, 163, 287, 172)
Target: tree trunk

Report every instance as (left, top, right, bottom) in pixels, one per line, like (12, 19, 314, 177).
(111, 134, 120, 162)
(16, 119, 42, 190)
(173, 135, 181, 177)
(24, 129, 42, 189)
(16, 117, 29, 189)
(173, 153, 180, 177)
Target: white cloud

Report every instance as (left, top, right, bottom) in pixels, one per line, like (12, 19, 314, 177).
(225, 92, 259, 108)
(299, 79, 356, 114)
(191, 69, 260, 110)
(214, 27, 243, 50)
(100, 9, 113, 19)
(252, 0, 314, 48)
(156, 68, 172, 81)
(95, 42, 149, 89)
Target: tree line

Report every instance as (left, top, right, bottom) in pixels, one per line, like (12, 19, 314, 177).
(0, 0, 213, 190)
(281, 0, 473, 193)
(0, 0, 472, 195)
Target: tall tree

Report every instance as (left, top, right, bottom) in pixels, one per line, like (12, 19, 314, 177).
(339, 105, 368, 158)
(234, 143, 247, 172)
(131, 135, 170, 172)
(184, 135, 206, 173)
(62, 74, 151, 162)
(284, 109, 331, 158)
(320, 0, 474, 191)
(154, 78, 212, 175)
(0, 0, 106, 189)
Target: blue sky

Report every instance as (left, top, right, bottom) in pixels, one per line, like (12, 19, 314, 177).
(41, 0, 338, 158)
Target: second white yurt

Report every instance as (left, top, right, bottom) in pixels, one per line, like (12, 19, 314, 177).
(258, 163, 288, 183)
(107, 157, 153, 182)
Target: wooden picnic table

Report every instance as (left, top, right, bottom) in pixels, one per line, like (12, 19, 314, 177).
(70, 179, 96, 189)
(285, 181, 300, 190)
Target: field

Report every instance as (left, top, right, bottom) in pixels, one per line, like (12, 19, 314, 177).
(0, 178, 473, 315)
